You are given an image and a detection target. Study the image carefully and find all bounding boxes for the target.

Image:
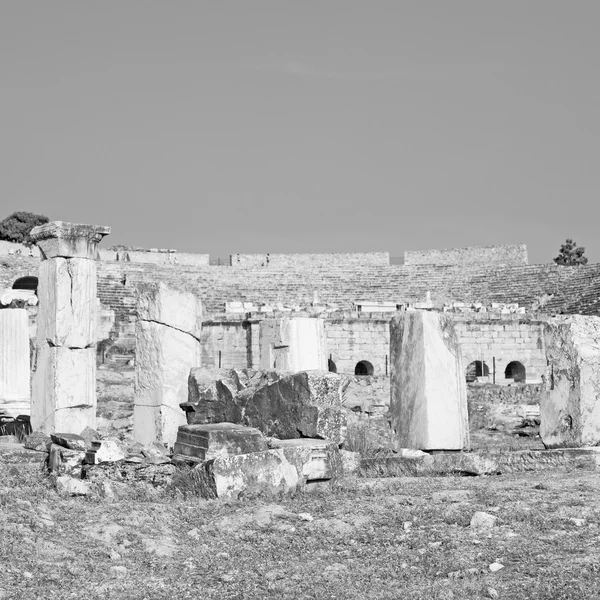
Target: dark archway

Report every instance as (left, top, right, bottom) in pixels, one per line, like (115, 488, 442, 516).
(466, 360, 489, 383)
(354, 360, 374, 376)
(12, 276, 38, 292)
(505, 361, 526, 383)
(328, 359, 337, 373)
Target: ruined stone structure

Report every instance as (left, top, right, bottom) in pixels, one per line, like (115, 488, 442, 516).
(29, 222, 110, 434)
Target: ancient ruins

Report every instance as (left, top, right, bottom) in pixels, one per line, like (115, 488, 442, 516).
(1, 223, 600, 497)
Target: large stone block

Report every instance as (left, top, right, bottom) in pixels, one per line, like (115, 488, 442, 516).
(174, 422, 268, 461)
(136, 281, 202, 337)
(270, 438, 341, 482)
(182, 370, 347, 443)
(209, 448, 299, 498)
(390, 311, 469, 450)
(36, 258, 97, 348)
(259, 318, 327, 371)
(31, 347, 96, 434)
(541, 315, 600, 448)
(134, 321, 201, 447)
(0, 309, 30, 417)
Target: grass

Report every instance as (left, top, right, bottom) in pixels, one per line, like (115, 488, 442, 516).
(1, 453, 599, 600)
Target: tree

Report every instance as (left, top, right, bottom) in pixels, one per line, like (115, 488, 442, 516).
(0, 211, 49, 245)
(554, 238, 588, 266)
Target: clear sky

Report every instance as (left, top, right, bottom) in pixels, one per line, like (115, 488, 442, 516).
(1, 1, 599, 264)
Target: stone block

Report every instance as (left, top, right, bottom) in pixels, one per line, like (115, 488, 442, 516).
(36, 258, 97, 348)
(0, 309, 30, 417)
(136, 281, 202, 338)
(259, 318, 327, 371)
(541, 315, 600, 448)
(134, 293, 202, 447)
(31, 347, 96, 434)
(50, 433, 87, 451)
(269, 438, 340, 481)
(390, 312, 469, 450)
(30, 221, 110, 259)
(173, 422, 268, 461)
(85, 439, 127, 464)
(209, 448, 299, 498)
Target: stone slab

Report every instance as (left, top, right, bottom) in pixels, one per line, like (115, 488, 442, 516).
(31, 347, 96, 434)
(390, 311, 469, 450)
(541, 315, 600, 448)
(173, 422, 268, 461)
(30, 221, 110, 260)
(209, 448, 299, 498)
(270, 438, 340, 482)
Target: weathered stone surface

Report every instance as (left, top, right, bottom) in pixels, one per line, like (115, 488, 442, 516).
(269, 438, 340, 482)
(182, 370, 347, 444)
(48, 443, 86, 476)
(470, 511, 497, 531)
(209, 448, 299, 498)
(31, 347, 96, 434)
(390, 311, 469, 450)
(174, 422, 268, 461)
(30, 221, 110, 260)
(0, 309, 30, 418)
(51, 433, 86, 451)
(56, 475, 90, 496)
(259, 318, 327, 371)
(136, 281, 202, 338)
(23, 431, 52, 452)
(133, 283, 202, 448)
(36, 258, 97, 348)
(541, 315, 600, 448)
(85, 439, 127, 464)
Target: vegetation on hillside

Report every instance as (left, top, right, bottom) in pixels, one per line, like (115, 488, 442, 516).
(0, 211, 49, 245)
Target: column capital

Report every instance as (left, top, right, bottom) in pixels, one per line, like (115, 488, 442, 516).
(30, 221, 111, 259)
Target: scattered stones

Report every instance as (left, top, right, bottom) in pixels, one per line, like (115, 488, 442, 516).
(23, 431, 51, 452)
(489, 562, 504, 572)
(487, 588, 499, 599)
(569, 518, 586, 527)
(85, 439, 127, 464)
(51, 433, 87, 451)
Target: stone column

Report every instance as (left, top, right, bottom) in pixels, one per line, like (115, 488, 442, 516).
(134, 282, 203, 448)
(259, 317, 327, 371)
(541, 315, 600, 448)
(390, 311, 470, 451)
(30, 221, 110, 434)
(0, 308, 30, 417)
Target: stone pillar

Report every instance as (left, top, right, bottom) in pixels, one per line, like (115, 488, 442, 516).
(390, 311, 469, 450)
(133, 282, 203, 448)
(259, 317, 327, 372)
(30, 221, 110, 434)
(0, 309, 30, 417)
(541, 315, 600, 448)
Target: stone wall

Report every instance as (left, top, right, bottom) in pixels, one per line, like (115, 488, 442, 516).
(230, 252, 390, 268)
(404, 244, 528, 267)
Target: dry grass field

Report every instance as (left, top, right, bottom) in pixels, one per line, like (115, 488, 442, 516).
(1, 454, 599, 600)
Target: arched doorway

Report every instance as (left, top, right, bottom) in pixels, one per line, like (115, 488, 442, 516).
(354, 360, 374, 376)
(12, 276, 38, 292)
(328, 358, 337, 373)
(505, 361, 526, 383)
(466, 360, 489, 383)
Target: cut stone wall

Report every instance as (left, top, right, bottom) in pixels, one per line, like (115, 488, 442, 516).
(404, 244, 528, 266)
(230, 252, 390, 268)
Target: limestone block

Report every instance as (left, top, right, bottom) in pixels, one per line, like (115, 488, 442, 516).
(173, 423, 268, 461)
(30, 221, 110, 260)
(134, 320, 201, 447)
(209, 448, 299, 498)
(31, 347, 96, 434)
(37, 258, 97, 348)
(259, 318, 327, 371)
(390, 311, 469, 450)
(85, 440, 127, 464)
(270, 438, 340, 482)
(0, 309, 30, 417)
(541, 315, 600, 448)
(136, 281, 202, 338)
(183, 370, 347, 443)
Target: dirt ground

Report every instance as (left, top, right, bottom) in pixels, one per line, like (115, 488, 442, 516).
(1, 455, 599, 600)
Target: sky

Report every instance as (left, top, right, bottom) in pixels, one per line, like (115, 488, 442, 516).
(1, 1, 599, 264)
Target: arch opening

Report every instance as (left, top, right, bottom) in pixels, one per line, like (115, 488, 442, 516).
(505, 361, 526, 383)
(12, 276, 38, 291)
(466, 360, 489, 383)
(354, 360, 374, 376)
(328, 359, 337, 373)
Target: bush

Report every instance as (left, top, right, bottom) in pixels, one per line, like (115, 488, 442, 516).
(0, 211, 49, 245)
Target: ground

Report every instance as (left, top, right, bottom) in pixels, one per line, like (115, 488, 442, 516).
(1, 458, 599, 600)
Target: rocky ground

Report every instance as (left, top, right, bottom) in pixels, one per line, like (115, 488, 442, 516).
(0, 452, 599, 600)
